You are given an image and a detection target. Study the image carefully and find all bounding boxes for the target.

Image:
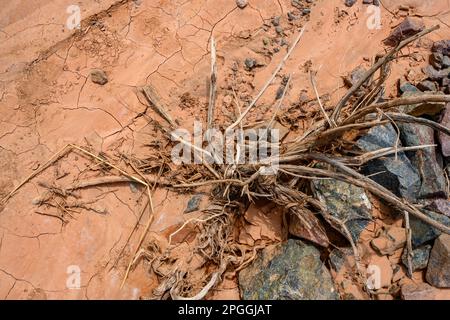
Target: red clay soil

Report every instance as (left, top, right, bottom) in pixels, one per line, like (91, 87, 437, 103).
(0, 0, 449, 299)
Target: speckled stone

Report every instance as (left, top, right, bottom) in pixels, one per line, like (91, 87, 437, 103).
(313, 178, 372, 242)
(426, 234, 450, 288)
(239, 239, 339, 300)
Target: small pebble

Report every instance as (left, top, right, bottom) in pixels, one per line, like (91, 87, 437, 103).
(236, 0, 247, 9)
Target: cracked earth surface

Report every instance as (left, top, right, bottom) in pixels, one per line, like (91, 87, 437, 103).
(0, 0, 450, 299)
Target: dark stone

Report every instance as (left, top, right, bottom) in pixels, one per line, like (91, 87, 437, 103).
(271, 16, 280, 26)
(410, 210, 450, 247)
(399, 81, 419, 94)
(426, 234, 450, 288)
(184, 194, 202, 213)
(329, 248, 354, 272)
(302, 8, 311, 15)
(344, 66, 368, 88)
(384, 17, 425, 46)
(312, 178, 372, 242)
(432, 40, 450, 56)
(430, 52, 444, 69)
(398, 123, 447, 199)
(373, 0, 380, 6)
(90, 69, 108, 85)
(417, 80, 437, 92)
(357, 124, 421, 202)
(402, 245, 431, 272)
(424, 65, 450, 81)
(425, 198, 450, 218)
(362, 0, 373, 4)
(344, 0, 357, 7)
(439, 104, 450, 157)
(239, 239, 339, 299)
(443, 56, 450, 68)
(244, 58, 257, 70)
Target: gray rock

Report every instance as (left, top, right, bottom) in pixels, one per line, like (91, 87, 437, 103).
(399, 123, 447, 199)
(313, 178, 372, 242)
(401, 283, 437, 300)
(362, 0, 373, 4)
(417, 80, 437, 92)
(344, 66, 368, 88)
(236, 0, 247, 9)
(426, 234, 450, 288)
(399, 91, 446, 117)
(344, 0, 357, 7)
(432, 40, 450, 56)
(410, 210, 450, 247)
(329, 248, 354, 272)
(271, 16, 280, 26)
(244, 58, 257, 70)
(425, 198, 450, 218)
(430, 52, 444, 70)
(443, 56, 450, 68)
(302, 9, 311, 15)
(399, 82, 419, 94)
(357, 124, 421, 202)
(424, 65, 450, 82)
(90, 69, 108, 85)
(384, 17, 425, 46)
(401, 245, 432, 272)
(184, 194, 202, 213)
(275, 26, 284, 35)
(439, 103, 450, 157)
(239, 239, 339, 300)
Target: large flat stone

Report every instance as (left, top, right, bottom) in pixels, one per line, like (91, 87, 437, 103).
(239, 239, 339, 300)
(357, 124, 421, 202)
(426, 234, 450, 288)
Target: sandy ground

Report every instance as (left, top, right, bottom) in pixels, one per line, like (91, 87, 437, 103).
(0, 0, 449, 299)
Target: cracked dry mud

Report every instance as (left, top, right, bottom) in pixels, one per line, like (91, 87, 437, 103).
(1, 0, 450, 300)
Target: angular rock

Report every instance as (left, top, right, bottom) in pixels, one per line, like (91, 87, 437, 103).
(426, 234, 450, 288)
(410, 210, 450, 247)
(384, 17, 425, 46)
(399, 91, 446, 116)
(430, 52, 444, 69)
(432, 40, 450, 56)
(424, 65, 450, 82)
(344, 0, 357, 7)
(401, 283, 437, 300)
(90, 69, 108, 85)
(329, 247, 354, 273)
(443, 56, 450, 68)
(399, 81, 419, 94)
(244, 58, 257, 70)
(184, 194, 202, 213)
(357, 124, 420, 202)
(417, 80, 437, 92)
(399, 123, 447, 199)
(312, 178, 372, 242)
(401, 245, 431, 272)
(425, 198, 450, 218)
(439, 103, 450, 157)
(371, 226, 406, 256)
(344, 66, 368, 88)
(239, 239, 339, 300)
